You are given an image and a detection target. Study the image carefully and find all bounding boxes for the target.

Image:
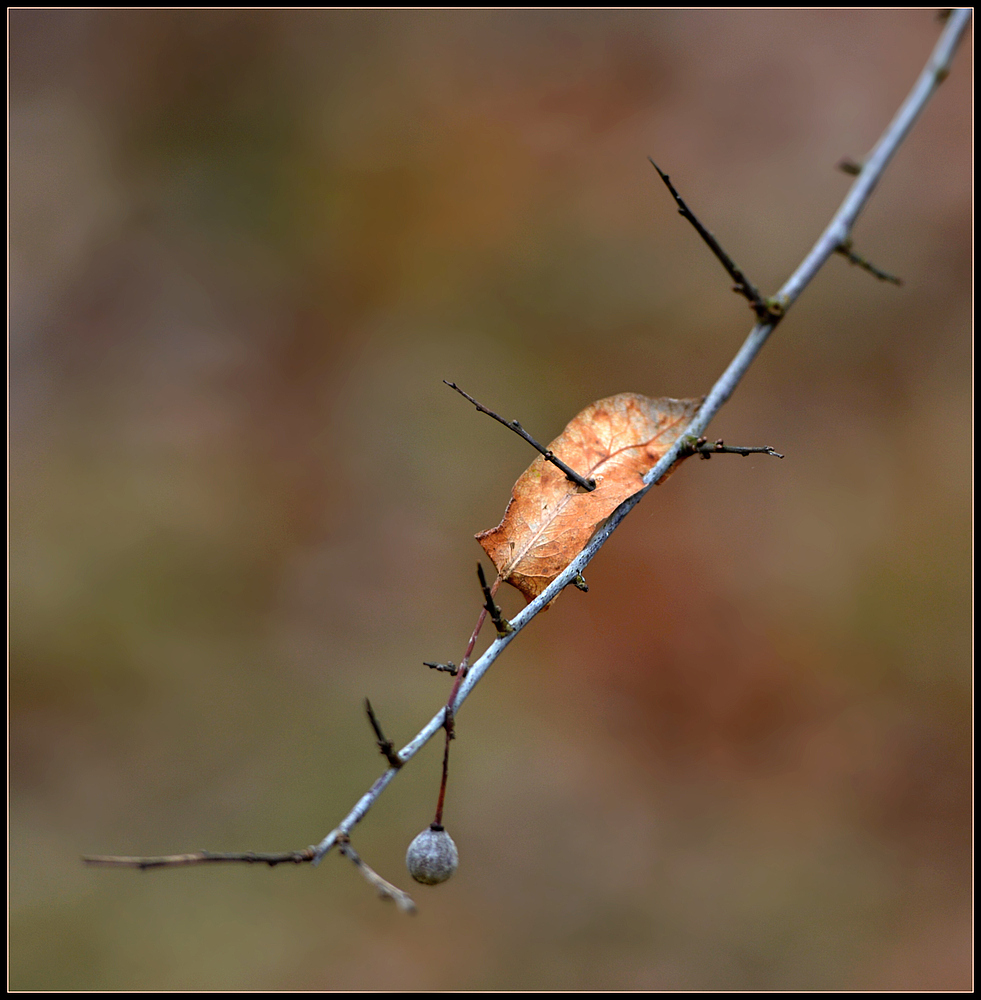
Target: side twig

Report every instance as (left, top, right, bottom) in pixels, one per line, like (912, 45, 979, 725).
(683, 437, 785, 460)
(649, 158, 780, 323)
(444, 381, 596, 492)
(82, 850, 315, 869)
(835, 239, 903, 285)
(477, 562, 513, 638)
(365, 699, 404, 769)
(335, 836, 416, 914)
(424, 660, 459, 676)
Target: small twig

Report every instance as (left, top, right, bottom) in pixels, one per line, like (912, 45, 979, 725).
(424, 660, 459, 676)
(682, 437, 785, 460)
(477, 562, 513, 638)
(441, 573, 498, 737)
(444, 381, 596, 492)
(433, 726, 452, 827)
(335, 836, 416, 914)
(649, 159, 782, 323)
(443, 601, 492, 732)
(430, 567, 507, 833)
(82, 849, 315, 869)
(835, 239, 903, 285)
(430, 573, 505, 839)
(365, 699, 403, 769)
(459, 601, 491, 669)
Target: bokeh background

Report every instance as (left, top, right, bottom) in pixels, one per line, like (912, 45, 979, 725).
(9, 9, 972, 991)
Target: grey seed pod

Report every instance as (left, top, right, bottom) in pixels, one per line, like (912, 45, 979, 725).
(406, 823, 459, 885)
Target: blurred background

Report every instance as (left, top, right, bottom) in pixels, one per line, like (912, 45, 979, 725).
(9, 9, 972, 991)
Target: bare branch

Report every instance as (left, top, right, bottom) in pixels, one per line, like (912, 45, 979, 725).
(649, 159, 778, 322)
(335, 837, 416, 914)
(82, 11, 972, 904)
(477, 562, 513, 638)
(82, 850, 315, 869)
(444, 381, 596, 492)
(365, 699, 404, 769)
(773, 9, 971, 311)
(682, 437, 785, 460)
(309, 9, 973, 867)
(424, 660, 459, 676)
(835, 239, 903, 285)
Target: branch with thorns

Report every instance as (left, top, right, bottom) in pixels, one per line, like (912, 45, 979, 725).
(81, 10, 973, 913)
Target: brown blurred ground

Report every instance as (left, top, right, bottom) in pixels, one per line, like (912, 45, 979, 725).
(9, 9, 972, 991)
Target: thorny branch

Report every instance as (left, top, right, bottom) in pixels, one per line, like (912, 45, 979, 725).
(309, 5, 972, 865)
(448, 383, 781, 473)
(84, 850, 315, 869)
(477, 562, 513, 638)
(835, 239, 903, 285)
(82, 10, 972, 905)
(365, 699, 404, 769)
(444, 380, 597, 492)
(683, 438, 785, 461)
(649, 159, 779, 323)
(423, 659, 459, 676)
(335, 837, 417, 914)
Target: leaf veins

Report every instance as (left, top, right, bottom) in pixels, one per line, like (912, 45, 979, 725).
(477, 393, 701, 604)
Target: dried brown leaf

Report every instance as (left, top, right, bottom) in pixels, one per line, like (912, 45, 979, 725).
(477, 393, 701, 604)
